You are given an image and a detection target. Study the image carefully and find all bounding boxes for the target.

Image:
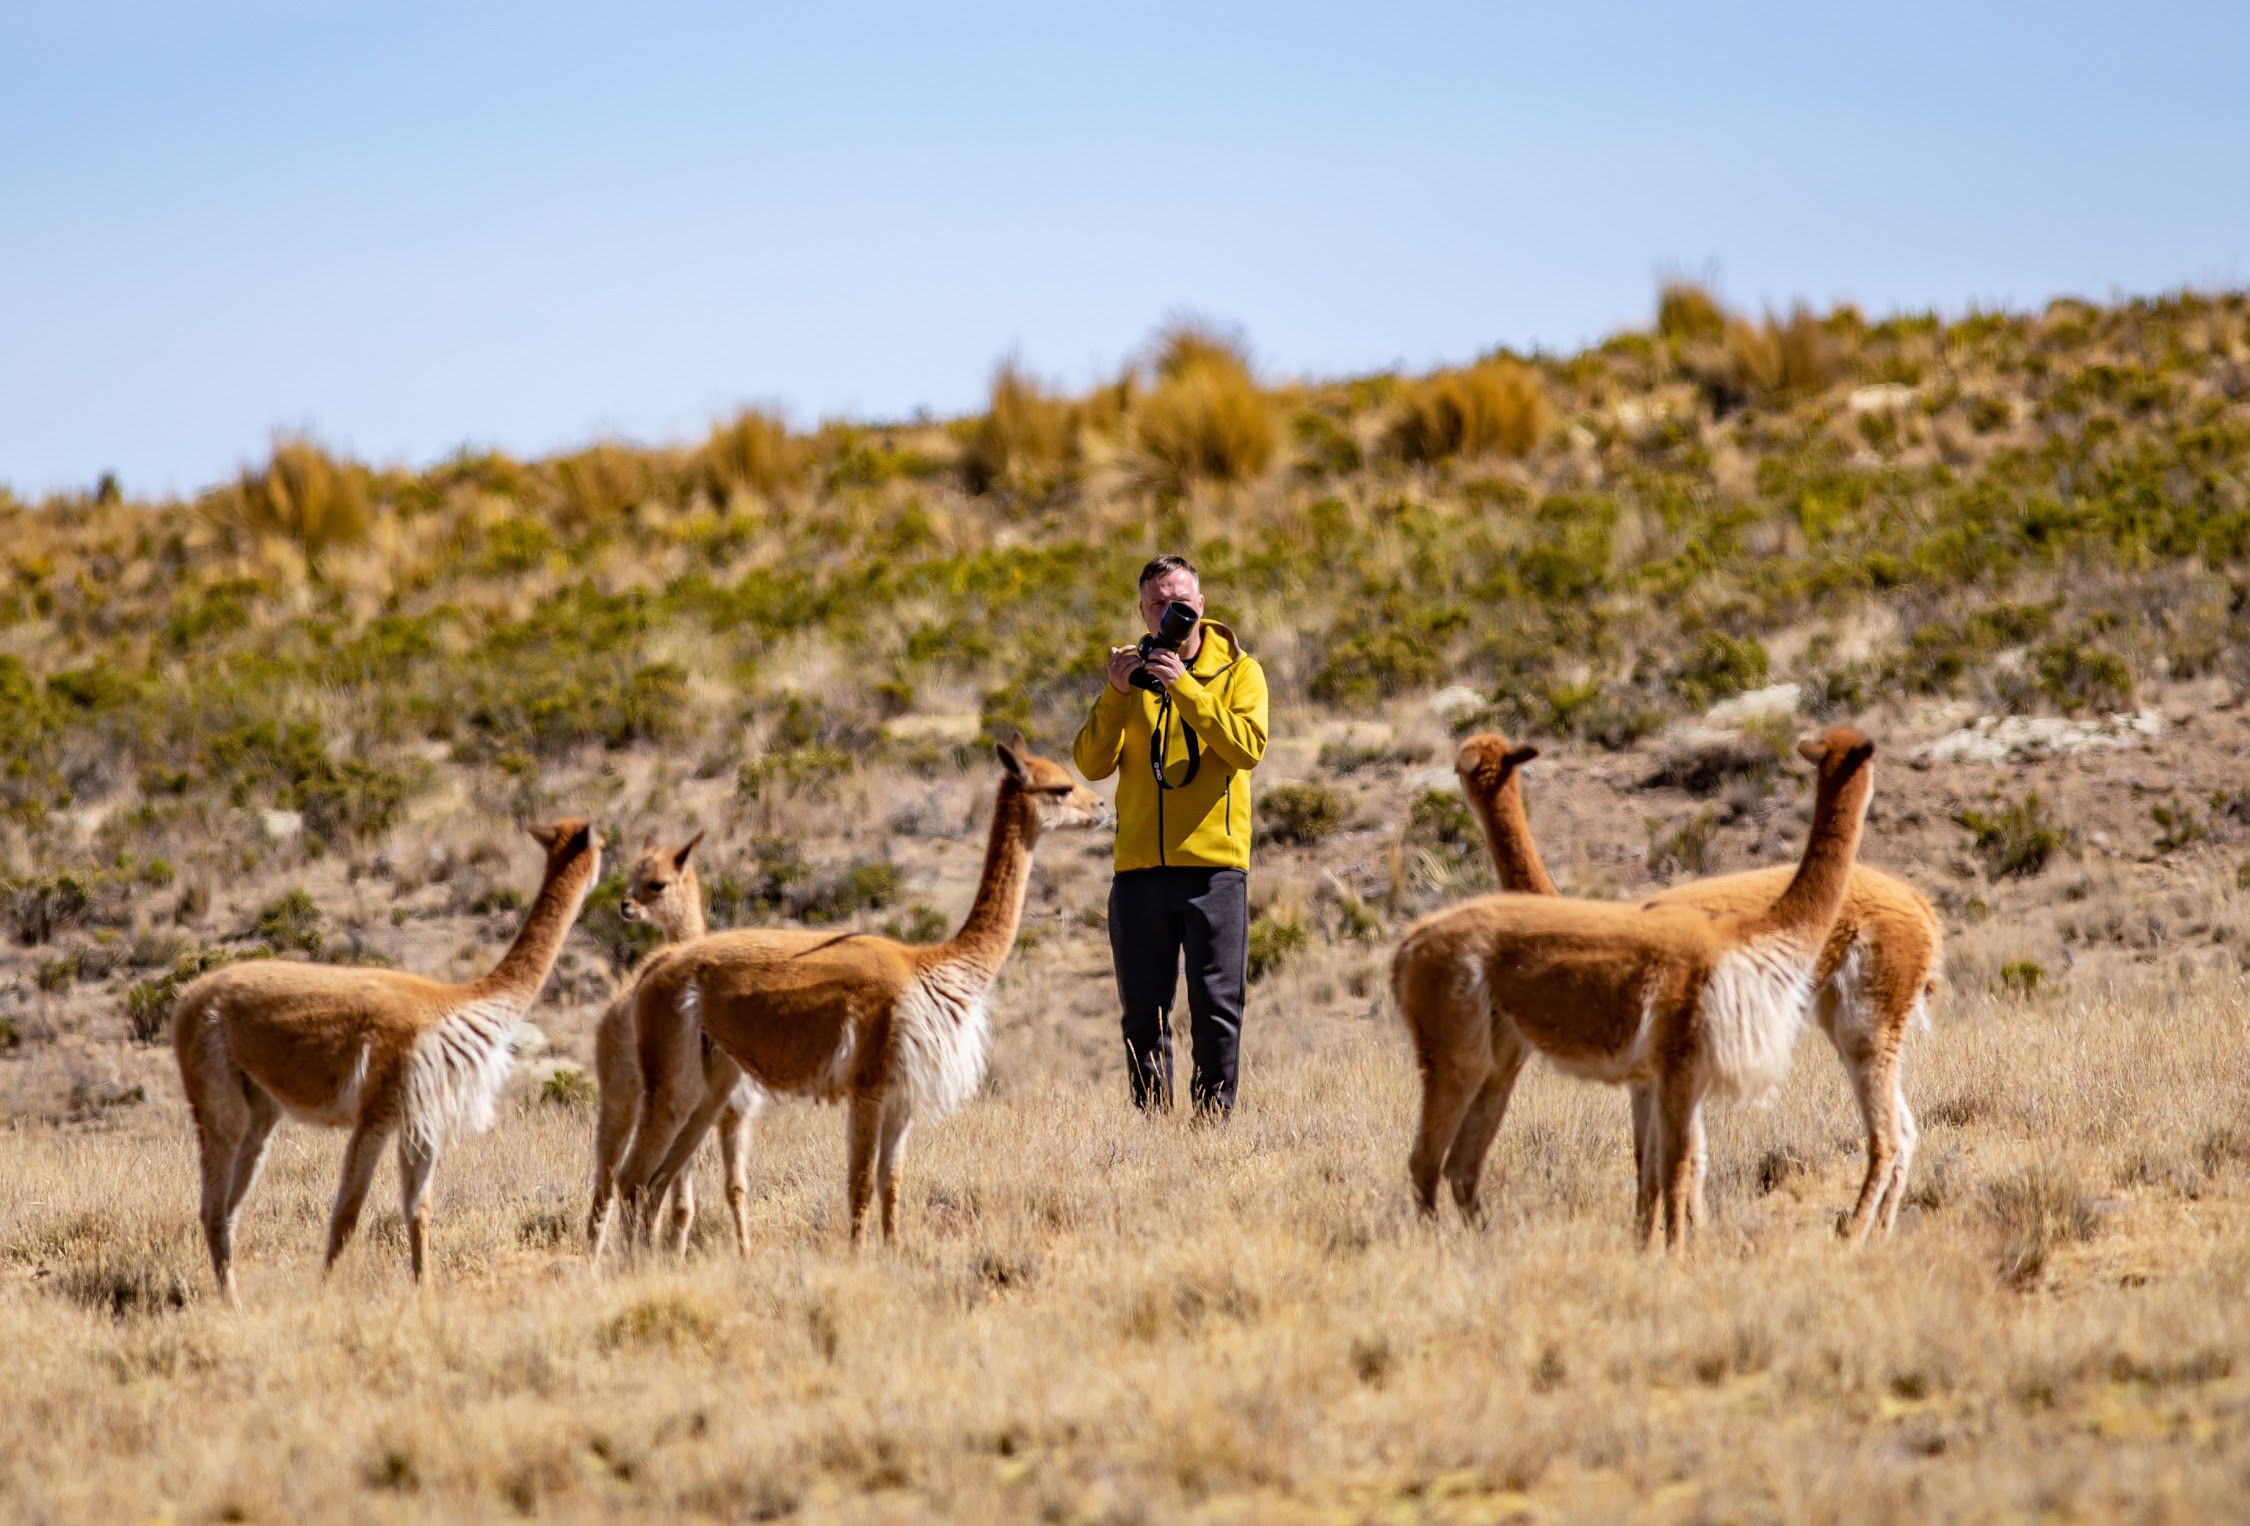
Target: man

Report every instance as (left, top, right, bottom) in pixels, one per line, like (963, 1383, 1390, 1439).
(1072, 554, 1269, 1115)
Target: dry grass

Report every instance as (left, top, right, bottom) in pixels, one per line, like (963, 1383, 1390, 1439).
(5, 873, 2249, 1520)
(959, 361, 1079, 497)
(1131, 322, 1276, 494)
(206, 436, 373, 554)
(697, 409, 803, 504)
(1389, 359, 1552, 463)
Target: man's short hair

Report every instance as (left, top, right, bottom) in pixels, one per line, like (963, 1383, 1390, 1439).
(1138, 554, 1198, 589)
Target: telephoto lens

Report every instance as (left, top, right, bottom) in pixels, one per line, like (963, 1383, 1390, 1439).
(1129, 601, 1200, 691)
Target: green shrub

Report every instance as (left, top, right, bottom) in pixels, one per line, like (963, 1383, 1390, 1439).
(5, 871, 108, 945)
(540, 1067, 597, 1110)
(1246, 909, 1309, 982)
(1671, 632, 1770, 710)
(798, 858, 903, 924)
(1259, 782, 1346, 846)
(882, 903, 950, 943)
(2031, 642, 2132, 714)
(254, 888, 325, 955)
(1402, 789, 1493, 890)
(1956, 793, 2068, 878)
(124, 947, 241, 1044)
(1290, 411, 1362, 477)
(1309, 630, 1443, 711)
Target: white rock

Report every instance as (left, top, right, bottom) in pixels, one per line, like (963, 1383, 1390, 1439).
(1406, 766, 1459, 796)
(1703, 683, 1802, 729)
(1848, 383, 1917, 413)
(1910, 710, 2165, 765)
(261, 809, 304, 842)
(1430, 685, 1485, 721)
(883, 712, 982, 744)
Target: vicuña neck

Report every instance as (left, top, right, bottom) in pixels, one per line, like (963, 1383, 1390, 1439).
(1467, 776, 1558, 896)
(666, 868, 707, 943)
(938, 779, 1035, 983)
(1761, 769, 1870, 939)
(473, 856, 593, 1004)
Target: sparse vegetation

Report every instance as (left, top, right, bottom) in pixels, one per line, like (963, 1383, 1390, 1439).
(1259, 781, 1346, 846)
(1957, 793, 2070, 879)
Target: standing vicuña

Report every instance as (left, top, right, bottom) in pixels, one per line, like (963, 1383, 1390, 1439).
(1392, 729, 1876, 1252)
(173, 821, 601, 1300)
(1452, 733, 1940, 1244)
(615, 743, 1106, 1247)
(586, 833, 763, 1256)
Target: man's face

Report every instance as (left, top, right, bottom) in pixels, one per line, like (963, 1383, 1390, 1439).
(1139, 569, 1205, 636)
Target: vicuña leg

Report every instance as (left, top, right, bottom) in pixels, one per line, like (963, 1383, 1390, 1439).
(190, 1067, 253, 1302)
(875, 1101, 914, 1244)
(615, 1002, 707, 1252)
(587, 1006, 641, 1250)
(1441, 1024, 1530, 1221)
(846, 1093, 882, 1245)
(398, 1133, 441, 1283)
(717, 1088, 757, 1258)
(325, 1122, 393, 1274)
(1651, 1072, 1702, 1256)
(643, 1080, 737, 1255)
(1876, 1101, 1918, 1237)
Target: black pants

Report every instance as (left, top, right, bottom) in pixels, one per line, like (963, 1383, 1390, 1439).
(1108, 867, 1247, 1114)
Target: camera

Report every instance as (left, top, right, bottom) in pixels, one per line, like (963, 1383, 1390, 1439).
(1129, 601, 1200, 691)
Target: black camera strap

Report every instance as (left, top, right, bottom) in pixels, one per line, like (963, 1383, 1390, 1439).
(1149, 688, 1201, 791)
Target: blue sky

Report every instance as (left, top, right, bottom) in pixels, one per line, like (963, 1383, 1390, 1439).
(4, 2, 2246, 497)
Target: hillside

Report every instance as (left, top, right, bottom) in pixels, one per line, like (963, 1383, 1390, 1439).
(5, 289, 2250, 1520)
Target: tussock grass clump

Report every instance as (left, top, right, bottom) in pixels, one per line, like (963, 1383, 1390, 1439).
(1657, 280, 1728, 343)
(209, 437, 373, 555)
(1986, 1158, 2104, 1289)
(1723, 305, 1838, 400)
(960, 361, 1079, 496)
(697, 409, 802, 502)
(1387, 359, 1551, 463)
(1132, 322, 1275, 494)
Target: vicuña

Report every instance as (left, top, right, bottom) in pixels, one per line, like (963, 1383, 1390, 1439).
(587, 833, 764, 1258)
(173, 821, 601, 1300)
(1391, 728, 1876, 1252)
(615, 742, 1106, 1247)
(1452, 732, 1940, 1244)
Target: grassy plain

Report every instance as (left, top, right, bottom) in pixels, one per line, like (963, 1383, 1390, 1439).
(6, 289, 2250, 1519)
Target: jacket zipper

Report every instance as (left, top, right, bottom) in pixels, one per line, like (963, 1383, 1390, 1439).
(1154, 698, 1166, 866)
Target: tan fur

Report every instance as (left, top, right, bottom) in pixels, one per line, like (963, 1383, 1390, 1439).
(586, 833, 765, 1259)
(614, 743, 1107, 1249)
(1392, 729, 1877, 1253)
(1452, 734, 1942, 1244)
(172, 821, 601, 1300)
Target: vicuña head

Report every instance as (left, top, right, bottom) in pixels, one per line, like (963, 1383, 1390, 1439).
(619, 831, 706, 941)
(1393, 728, 1877, 1254)
(173, 818, 601, 1301)
(612, 740, 1107, 1253)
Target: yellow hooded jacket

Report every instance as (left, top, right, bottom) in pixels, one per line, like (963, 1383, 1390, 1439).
(1072, 621, 1268, 871)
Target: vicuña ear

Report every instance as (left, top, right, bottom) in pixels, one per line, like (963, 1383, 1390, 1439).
(526, 822, 559, 850)
(674, 830, 705, 870)
(996, 741, 1029, 784)
(1844, 740, 1877, 773)
(1504, 745, 1540, 769)
(566, 822, 594, 855)
(1796, 735, 1826, 764)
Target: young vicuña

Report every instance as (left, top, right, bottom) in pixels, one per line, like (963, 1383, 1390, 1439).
(172, 821, 602, 1300)
(586, 833, 764, 1258)
(1392, 728, 1876, 1252)
(1452, 733, 1940, 1243)
(615, 742, 1107, 1247)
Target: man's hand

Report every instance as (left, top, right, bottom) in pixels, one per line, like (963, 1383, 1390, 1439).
(1106, 646, 1144, 696)
(1140, 649, 1187, 689)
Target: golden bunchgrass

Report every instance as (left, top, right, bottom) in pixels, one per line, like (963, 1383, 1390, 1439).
(1131, 326, 1276, 495)
(4, 888, 2248, 1521)
(206, 436, 374, 554)
(1388, 358, 1553, 463)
